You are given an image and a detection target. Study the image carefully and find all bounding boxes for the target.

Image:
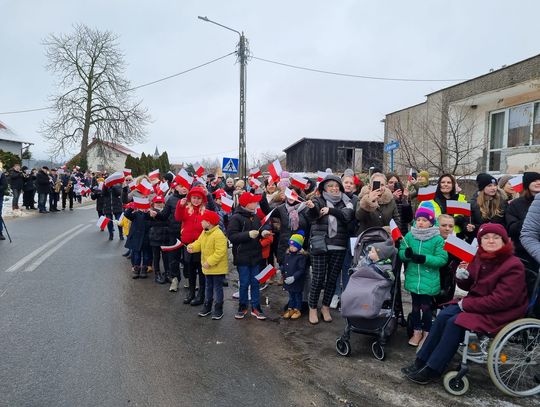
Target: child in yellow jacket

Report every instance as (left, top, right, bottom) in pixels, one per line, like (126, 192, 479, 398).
(187, 210, 229, 320)
(117, 211, 132, 258)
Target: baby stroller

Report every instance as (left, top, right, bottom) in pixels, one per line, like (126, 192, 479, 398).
(336, 227, 403, 360)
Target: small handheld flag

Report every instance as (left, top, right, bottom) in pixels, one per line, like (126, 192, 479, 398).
(255, 265, 277, 283)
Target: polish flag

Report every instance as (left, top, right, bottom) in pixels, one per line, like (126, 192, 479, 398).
(407, 168, 415, 182)
(268, 159, 282, 182)
(417, 185, 437, 202)
(285, 188, 301, 202)
(97, 181, 104, 191)
(175, 169, 193, 189)
(161, 239, 184, 252)
(317, 171, 329, 182)
(148, 169, 160, 180)
(96, 215, 110, 231)
(260, 208, 276, 225)
(446, 200, 471, 216)
(290, 174, 308, 190)
(249, 178, 262, 189)
(118, 213, 125, 224)
(123, 168, 132, 177)
(193, 163, 205, 177)
(249, 167, 261, 178)
(255, 264, 277, 283)
(128, 181, 137, 191)
(443, 234, 478, 263)
(509, 175, 523, 193)
(389, 219, 403, 241)
(220, 195, 234, 213)
(136, 178, 153, 196)
(104, 171, 125, 187)
(133, 196, 151, 210)
(159, 181, 169, 194)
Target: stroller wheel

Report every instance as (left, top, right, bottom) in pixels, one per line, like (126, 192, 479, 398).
(371, 341, 385, 361)
(336, 338, 351, 357)
(406, 313, 414, 338)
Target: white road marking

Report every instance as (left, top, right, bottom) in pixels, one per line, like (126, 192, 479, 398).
(77, 205, 96, 210)
(24, 225, 92, 272)
(4, 224, 85, 273)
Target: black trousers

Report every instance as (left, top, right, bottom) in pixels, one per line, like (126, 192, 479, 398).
(62, 190, 74, 209)
(152, 246, 170, 274)
(49, 192, 59, 210)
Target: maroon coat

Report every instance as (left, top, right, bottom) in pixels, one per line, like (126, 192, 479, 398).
(453, 244, 528, 335)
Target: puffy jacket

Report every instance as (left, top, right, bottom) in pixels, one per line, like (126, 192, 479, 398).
(506, 196, 536, 270)
(148, 214, 170, 247)
(189, 225, 229, 275)
(273, 202, 311, 264)
(124, 209, 152, 251)
(91, 190, 105, 213)
(102, 185, 123, 214)
(521, 192, 540, 265)
(307, 194, 354, 250)
(399, 229, 448, 296)
(227, 206, 262, 266)
(356, 186, 400, 235)
(281, 251, 307, 293)
(23, 174, 35, 192)
(118, 215, 131, 238)
(8, 169, 24, 190)
(175, 202, 204, 244)
(35, 170, 50, 194)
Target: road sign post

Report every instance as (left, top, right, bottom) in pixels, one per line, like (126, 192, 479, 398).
(384, 140, 400, 172)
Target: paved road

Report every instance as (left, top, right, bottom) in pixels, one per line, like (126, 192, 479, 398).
(1, 207, 537, 407)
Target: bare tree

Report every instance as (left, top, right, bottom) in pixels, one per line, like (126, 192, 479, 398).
(41, 24, 149, 168)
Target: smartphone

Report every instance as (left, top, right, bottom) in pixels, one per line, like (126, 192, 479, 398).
(372, 180, 381, 190)
(411, 172, 417, 179)
(394, 182, 403, 192)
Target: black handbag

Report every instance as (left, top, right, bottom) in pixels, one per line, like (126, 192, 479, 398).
(310, 234, 327, 255)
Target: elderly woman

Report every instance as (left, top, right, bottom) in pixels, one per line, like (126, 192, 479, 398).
(402, 223, 528, 385)
(306, 175, 354, 324)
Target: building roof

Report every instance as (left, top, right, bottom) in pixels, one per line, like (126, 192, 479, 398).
(283, 137, 382, 152)
(88, 138, 139, 156)
(0, 120, 33, 144)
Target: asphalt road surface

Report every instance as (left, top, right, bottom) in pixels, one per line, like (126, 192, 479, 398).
(1, 205, 538, 407)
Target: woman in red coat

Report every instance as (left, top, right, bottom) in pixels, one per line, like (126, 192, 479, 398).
(402, 223, 528, 385)
(175, 186, 207, 305)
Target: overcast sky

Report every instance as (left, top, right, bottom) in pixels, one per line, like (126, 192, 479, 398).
(1, 0, 539, 164)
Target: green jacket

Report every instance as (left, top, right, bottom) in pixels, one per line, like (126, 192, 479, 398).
(399, 230, 448, 296)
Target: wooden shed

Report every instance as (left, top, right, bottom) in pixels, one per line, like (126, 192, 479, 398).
(283, 138, 383, 173)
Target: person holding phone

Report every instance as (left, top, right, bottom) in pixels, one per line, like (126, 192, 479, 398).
(356, 173, 400, 235)
(387, 173, 413, 237)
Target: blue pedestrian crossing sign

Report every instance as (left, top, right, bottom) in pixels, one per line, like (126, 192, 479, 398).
(222, 157, 239, 174)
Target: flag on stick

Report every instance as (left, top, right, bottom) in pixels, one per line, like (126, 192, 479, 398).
(249, 167, 261, 178)
(123, 168, 132, 177)
(175, 169, 193, 189)
(148, 169, 160, 180)
(255, 264, 277, 283)
(136, 178, 153, 196)
(417, 185, 437, 202)
(268, 160, 282, 182)
(161, 239, 184, 252)
(509, 175, 523, 193)
(443, 235, 478, 263)
(317, 171, 328, 182)
(97, 215, 110, 231)
(285, 188, 301, 202)
(220, 195, 234, 213)
(290, 174, 308, 190)
(389, 219, 403, 241)
(446, 200, 471, 216)
(159, 181, 169, 194)
(193, 163, 205, 177)
(133, 196, 151, 210)
(104, 172, 125, 187)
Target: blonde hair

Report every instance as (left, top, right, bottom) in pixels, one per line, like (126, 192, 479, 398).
(186, 200, 206, 216)
(235, 180, 245, 189)
(438, 214, 455, 224)
(370, 172, 387, 184)
(477, 189, 503, 220)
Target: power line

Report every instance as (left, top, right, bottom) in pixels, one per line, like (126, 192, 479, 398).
(251, 55, 468, 82)
(0, 51, 236, 115)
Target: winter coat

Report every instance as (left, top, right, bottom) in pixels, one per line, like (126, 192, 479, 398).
(273, 202, 311, 264)
(399, 229, 448, 296)
(35, 170, 50, 194)
(281, 251, 307, 293)
(260, 234, 274, 260)
(469, 192, 507, 230)
(22, 174, 35, 192)
(227, 206, 262, 266)
(453, 244, 528, 334)
(395, 197, 413, 237)
(155, 192, 184, 242)
(0, 171, 7, 196)
(356, 186, 400, 235)
(148, 213, 170, 247)
(124, 209, 152, 251)
(91, 190, 105, 213)
(189, 225, 229, 275)
(118, 215, 131, 238)
(8, 169, 24, 190)
(506, 195, 537, 270)
(175, 202, 204, 244)
(344, 192, 359, 237)
(425, 192, 468, 236)
(521, 192, 540, 265)
(307, 194, 354, 250)
(101, 185, 123, 215)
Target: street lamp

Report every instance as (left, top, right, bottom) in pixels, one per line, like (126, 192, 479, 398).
(198, 16, 249, 180)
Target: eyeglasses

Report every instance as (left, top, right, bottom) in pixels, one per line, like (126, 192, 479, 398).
(481, 235, 502, 241)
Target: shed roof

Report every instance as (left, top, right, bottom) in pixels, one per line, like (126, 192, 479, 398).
(0, 120, 33, 144)
(283, 137, 381, 152)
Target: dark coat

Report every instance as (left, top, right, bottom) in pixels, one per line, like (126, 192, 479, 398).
(0, 171, 7, 196)
(91, 190, 105, 213)
(469, 192, 507, 230)
(273, 202, 311, 265)
(281, 251, 307, 293)
(148, 214, 170, 247)
(156, 192, 184, 243)
(227, 206, 262, 266)
(506, 196, 537, 270)
(453, 245, 528, 335)
(35, 170, 50, 194)
(101, 185, 123, 215)
(22, 173, 36, 192)
(8, 169, 24, 190)
(124, 209, 152, 251)
(307, 194, 354, 249)
(356, 187, 400, 235)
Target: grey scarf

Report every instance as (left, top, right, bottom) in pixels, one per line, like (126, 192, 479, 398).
(411, 226, 440, 241)
(322, 191, 352, 238)
(285, 202, 300, 230)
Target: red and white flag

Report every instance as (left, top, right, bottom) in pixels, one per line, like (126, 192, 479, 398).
(148, 169, 160, 180)
(97, 181, 104, 191)
(407, 168, 415, 182)
(161, 239, 184, 252)
(128, 181, 137, 191)
(136, 178, 153, 196)
(104, 171, 125, 187)
(417, 185, 437, 202)
(443, 234, 478, 263)
(509, 175, 523, 193)
(175, 169, 193, 189)
(96, 215, 110, 231)
(159, 181, 169, 194)
(290, 174, 308, 190)
(249, 177, 262, 188)
(285, 188, 301, 202)
(260, 208, 276, 225)
(249, 167, 261, 178)
(317, 171, 328, 182)
(268, 159, 282, 182)
(193, 163, 205, 177)
(123, 168, 132, 177)
(118, 213, 125, 225)
(255, 264, 277, 283)
(389, 219, 403, 241)
(220, 195, 234, 213)
(446, 200, 471, 216)
(133, 196, 151, 210)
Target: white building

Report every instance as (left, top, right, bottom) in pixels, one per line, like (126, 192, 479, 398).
(86, 138, 139, 172)
(0, 120, 33, 157)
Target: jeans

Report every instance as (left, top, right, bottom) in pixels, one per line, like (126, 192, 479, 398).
(131, 246, 153, 267)
(12, 188, 22, 209)
(417, 304, 465, 374)
(205, 275, 225, 303)
(106, 213, 122, 236)
(237, 265, 261, 309)
(38, 193, 48, 211)
(288, 291, 303, 310)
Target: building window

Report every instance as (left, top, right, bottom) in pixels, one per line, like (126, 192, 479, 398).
(508, 104, 532, 147)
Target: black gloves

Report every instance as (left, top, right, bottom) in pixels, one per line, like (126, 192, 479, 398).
(404, 247, 413, 259)
(411, 254, 426, 264)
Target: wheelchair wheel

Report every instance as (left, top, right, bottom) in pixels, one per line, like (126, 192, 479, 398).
(336, 338, 351, 357)
(487, 318, 540, 397)
(443, 371, 470, 396)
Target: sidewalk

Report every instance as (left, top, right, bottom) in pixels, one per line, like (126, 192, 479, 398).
(1, 196, 94, 219)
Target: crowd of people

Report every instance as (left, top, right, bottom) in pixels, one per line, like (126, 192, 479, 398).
(2, 162, 539, 390)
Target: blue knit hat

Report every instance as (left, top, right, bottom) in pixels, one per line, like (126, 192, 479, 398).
(289, 230, 305, 250)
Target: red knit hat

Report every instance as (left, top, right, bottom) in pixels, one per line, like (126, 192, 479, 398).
(238, 191, 262, 207)
(201, 210, 220, 225)
(477, 223, 509, 243)
(186, 186, 208, 203)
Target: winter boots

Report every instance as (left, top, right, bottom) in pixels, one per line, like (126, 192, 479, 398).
(190, 277, 205, 306)
(212, 302, 224, 320)
(154, 269, 166, 284)
(183, 285, 196, 304)
(132, 266, 140, 279)
(169, 277, 179, 292)
(139, 266, 148, 279)
(198, 301, 213, 317)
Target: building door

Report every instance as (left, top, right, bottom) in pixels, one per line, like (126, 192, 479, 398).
(354, 148, 363, 173)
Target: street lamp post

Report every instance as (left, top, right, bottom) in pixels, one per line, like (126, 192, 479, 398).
(198, 16, 249, 180)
